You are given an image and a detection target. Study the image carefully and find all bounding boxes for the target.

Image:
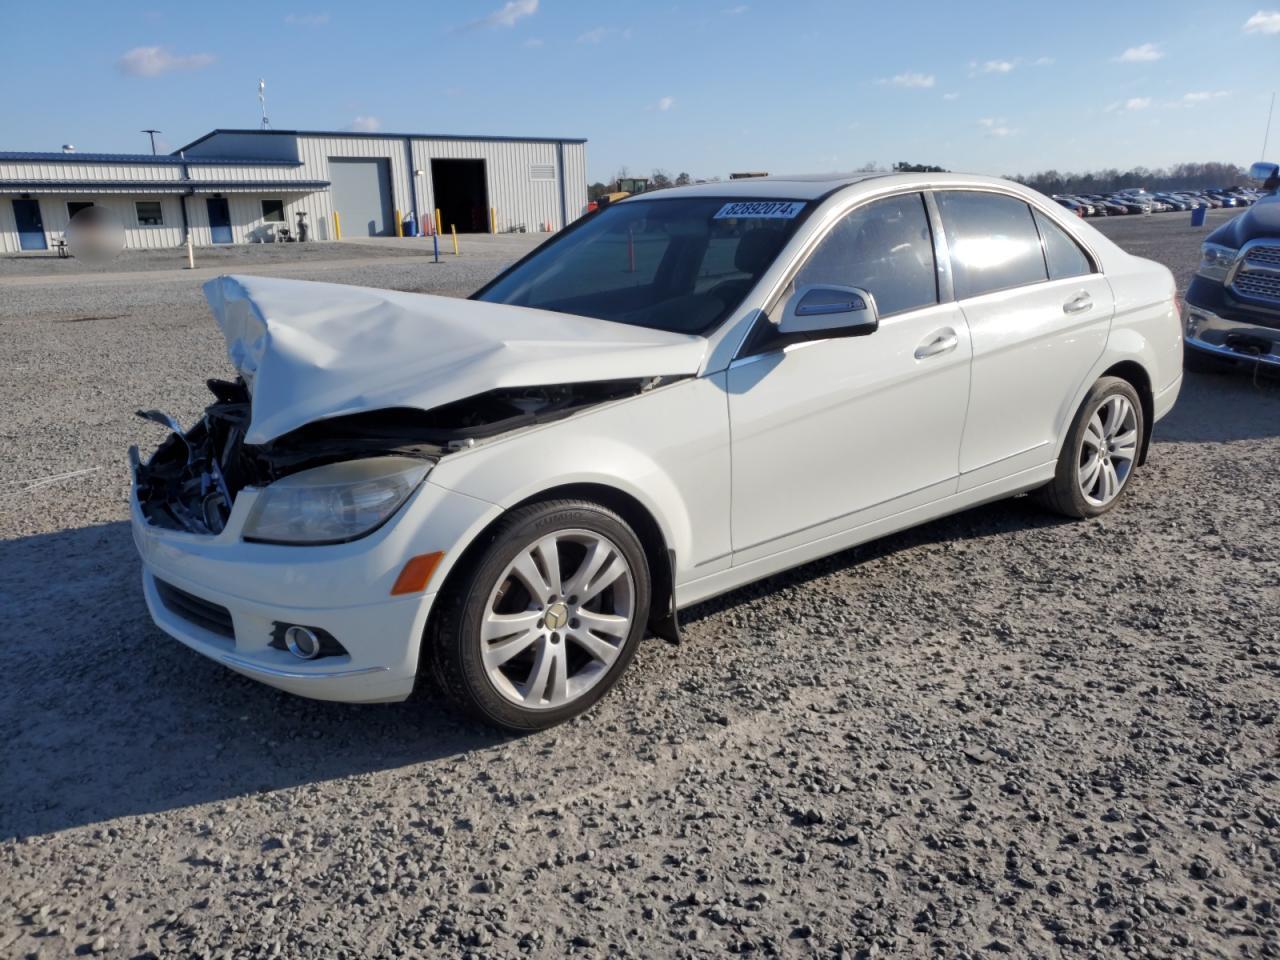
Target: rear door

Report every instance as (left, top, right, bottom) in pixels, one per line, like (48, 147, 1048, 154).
(934, 190, 1113, 489)
(727, 192, 971, 564)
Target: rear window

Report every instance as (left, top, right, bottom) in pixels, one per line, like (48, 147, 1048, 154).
(1033, 209, 1093, 280)
(474, 197, 810, 335)
(936, 190, 1048, 299)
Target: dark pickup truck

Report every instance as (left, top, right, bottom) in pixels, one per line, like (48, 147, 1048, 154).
(1183, 161, 1280, 372)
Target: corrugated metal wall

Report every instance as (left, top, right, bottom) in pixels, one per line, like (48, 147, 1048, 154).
(294, 136, 411, 240)
(0, 194, 187, 252)
(408, 138, 589, 233)
(0, 197, 18, 254)
(0, 160, 181, 182)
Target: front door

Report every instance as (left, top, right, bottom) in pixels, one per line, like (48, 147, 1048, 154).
(206, 198, 233, 244)
(727, 192, 972, 564)
(933, 190, 1114, 488)
(12, 199, 47, 250)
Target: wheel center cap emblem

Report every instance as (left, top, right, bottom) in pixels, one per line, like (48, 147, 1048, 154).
(545, 602, 568, 630)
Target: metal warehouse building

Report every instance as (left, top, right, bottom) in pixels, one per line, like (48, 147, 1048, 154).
(0, 128, 588, 253)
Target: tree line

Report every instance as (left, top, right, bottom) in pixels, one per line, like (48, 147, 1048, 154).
(1010, 162, 1250, 195)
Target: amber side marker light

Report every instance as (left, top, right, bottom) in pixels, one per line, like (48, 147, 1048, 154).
(390, 551, 445, 596)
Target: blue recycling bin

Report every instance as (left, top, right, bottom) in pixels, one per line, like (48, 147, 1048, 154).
(1190, 205, 1207, 227)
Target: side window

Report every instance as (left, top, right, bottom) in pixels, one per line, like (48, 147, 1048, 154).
(1033, 209, 1092, 280)
(936, 191, 1048, 299)
(794, 193, 937, 317)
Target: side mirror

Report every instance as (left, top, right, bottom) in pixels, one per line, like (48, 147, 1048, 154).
(778, 284, 879, 339)
(1249, 161, 1278, 182)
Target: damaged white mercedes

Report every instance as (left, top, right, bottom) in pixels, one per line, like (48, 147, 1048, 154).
(131, 173, 1183, 731)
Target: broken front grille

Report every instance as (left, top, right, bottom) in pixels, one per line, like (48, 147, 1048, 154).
(154, 579, 235, 640)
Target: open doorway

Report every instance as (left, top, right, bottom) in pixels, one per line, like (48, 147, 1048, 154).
(430, 159, 489, 233)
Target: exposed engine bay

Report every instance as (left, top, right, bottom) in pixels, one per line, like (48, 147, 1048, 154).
(132, 376, 676, 536)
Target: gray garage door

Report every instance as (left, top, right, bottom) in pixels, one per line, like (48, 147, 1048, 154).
(328, 158, 394, 237)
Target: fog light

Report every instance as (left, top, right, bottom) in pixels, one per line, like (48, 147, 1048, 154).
(284, 625, 321, 660)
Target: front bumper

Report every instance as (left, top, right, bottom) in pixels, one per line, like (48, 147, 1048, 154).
(130, 477, 497, 703)
(1184, 279, 1280, 369)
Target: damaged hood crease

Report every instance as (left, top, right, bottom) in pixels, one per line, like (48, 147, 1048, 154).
(205, 276, 709, 446)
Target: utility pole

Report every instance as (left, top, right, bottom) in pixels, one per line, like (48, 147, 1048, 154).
(1263, 92, 1276, 160)
(141, 129, 161, 155)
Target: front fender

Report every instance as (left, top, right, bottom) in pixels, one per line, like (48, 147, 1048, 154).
(424, 375, 733, 585)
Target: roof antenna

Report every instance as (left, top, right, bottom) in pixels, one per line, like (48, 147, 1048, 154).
(258, 78, 270, 130)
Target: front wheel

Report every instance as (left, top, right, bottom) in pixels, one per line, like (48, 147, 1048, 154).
(426, 500, 651, 732)
(1038, 376, 1144, 519)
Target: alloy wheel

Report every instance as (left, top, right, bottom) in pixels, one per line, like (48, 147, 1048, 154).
(1077, 394, 1139, 507)
(480, 530, 636, 710)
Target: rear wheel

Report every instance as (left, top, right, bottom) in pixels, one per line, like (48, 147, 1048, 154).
(427, 500, 650, 732)
(1038, 376, 1144, 519)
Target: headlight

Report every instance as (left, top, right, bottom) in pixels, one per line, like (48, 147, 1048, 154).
(1196, 242, 1237, 282)
(243, 456, 430, 545)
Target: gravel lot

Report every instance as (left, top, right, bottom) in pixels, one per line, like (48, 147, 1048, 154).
(1, 210, 1277, 960)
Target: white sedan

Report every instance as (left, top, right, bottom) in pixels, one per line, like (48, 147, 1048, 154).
(131, 173, 1183, 731)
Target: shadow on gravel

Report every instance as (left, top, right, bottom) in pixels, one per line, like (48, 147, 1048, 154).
(1156, 368, 1280, 444)
(0, 522, 507, 841)
(680, 493, 1069, 626)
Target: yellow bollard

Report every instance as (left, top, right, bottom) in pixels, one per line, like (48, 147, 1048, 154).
(395, 209, 403, 238)
(490, 207, 496, 234)
(451, 224, 459, 255)
(435, 208, 442, 235)
(333, 211, 342, 240)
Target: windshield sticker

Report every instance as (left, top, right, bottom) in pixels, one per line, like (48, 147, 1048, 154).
(713, 201, 805, 220)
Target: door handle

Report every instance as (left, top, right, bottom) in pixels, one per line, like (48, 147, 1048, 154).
(914, 329, 958, 360)
(1063, 292, 1093, 314)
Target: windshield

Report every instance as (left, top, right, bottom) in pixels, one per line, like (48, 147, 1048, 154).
(473, 196, 809, 335)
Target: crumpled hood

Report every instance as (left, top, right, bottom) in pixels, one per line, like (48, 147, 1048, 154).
(204, 275, 708, 445)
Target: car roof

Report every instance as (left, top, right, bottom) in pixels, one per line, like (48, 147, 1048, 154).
(618, 171, 1033, 203)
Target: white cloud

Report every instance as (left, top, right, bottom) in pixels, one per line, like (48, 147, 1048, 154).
(943, 92, 960, 100)
(1032, 56, 1055, 65)
(1182, 90, 1229, 103)
(118, 46, 215, 77)
(284, 12, 329, 25)
(1244, 9, 1280, 32)
(656, 96, 675, 111)
(1106, 97, 1152, 112)
(877, 72, 935, 89)
(577, 26, 630, 43)
(522, 36, 544, 47)
(348, 116, 381, 132)
(1114, 42, 1163, 62)
(982, 59, 1016, 73)
(465, 0, 538, 29)
(978, 117, 1013, 137)
(723, 4, 749, 12)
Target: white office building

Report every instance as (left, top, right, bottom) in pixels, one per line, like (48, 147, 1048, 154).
(0, 128, 588, 253)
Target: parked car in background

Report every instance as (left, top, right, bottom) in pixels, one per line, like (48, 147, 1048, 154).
(130, 172, 1183, 730)
(1183, 161, 1280, 374)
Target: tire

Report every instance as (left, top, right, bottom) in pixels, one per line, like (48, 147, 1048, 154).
(1038, 376, 1145, 519)
(426, 499, 651, 732)
(1183, 345, 1233, 375)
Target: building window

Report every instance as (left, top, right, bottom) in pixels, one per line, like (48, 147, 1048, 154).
(261, 199, 285, 222)
(135, 201, 164, 226)
(67, 201, 94, 221)
(530, 163, 555, 181)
